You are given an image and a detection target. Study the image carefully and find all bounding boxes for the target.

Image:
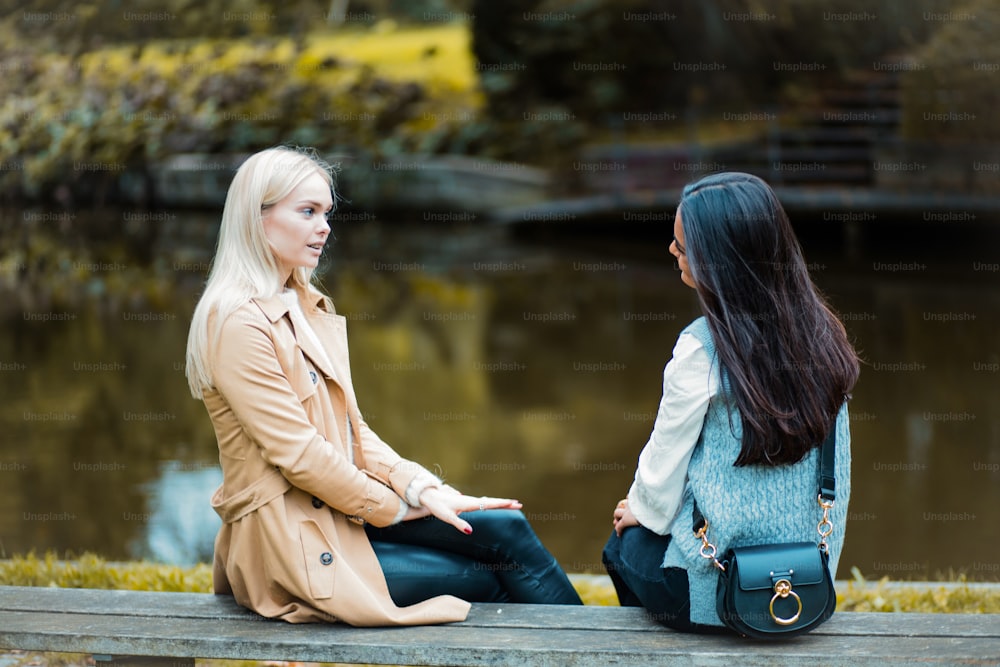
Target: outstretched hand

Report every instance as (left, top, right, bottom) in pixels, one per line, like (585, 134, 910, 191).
(405, 486, 522, 534)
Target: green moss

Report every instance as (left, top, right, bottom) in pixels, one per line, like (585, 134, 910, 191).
(0, 551, 211, 592)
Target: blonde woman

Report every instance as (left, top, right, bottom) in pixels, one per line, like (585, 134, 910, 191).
(186, 147, 581, 626)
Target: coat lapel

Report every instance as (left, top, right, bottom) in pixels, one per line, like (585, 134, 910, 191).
(253, 292, 365, 465)
(305, 309, 372, 470)
(295, 311, 345, 383)
(305, 311, 352, 388)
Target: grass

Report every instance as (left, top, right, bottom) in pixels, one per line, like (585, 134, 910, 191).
(838, 566, 1000, 614)
(0, 551, 212, 592)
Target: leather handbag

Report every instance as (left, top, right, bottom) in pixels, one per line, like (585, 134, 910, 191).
(692, 426, 838, 639)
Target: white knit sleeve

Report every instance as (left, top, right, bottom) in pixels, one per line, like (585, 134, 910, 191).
(627, 332, 718, 535)
(386, 469, 444, 525)
(403, 469, 444, 508)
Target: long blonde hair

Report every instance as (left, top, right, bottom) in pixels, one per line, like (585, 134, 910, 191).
(185, 146, 335, 398)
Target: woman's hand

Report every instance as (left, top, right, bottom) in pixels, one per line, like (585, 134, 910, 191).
(409, 487, 522, 534)
(613, 498, 640, 536)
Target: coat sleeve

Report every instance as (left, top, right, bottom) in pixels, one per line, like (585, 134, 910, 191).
(354, 417, 443, 506)
(211, 308, 405, 528)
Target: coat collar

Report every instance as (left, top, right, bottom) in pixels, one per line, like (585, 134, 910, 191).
(252, 292, 347, 384)
(253, 291, 327, 323)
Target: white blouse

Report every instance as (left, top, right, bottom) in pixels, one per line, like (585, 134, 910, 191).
(627, 331, 719, 535)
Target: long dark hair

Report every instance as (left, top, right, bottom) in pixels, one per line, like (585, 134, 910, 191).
(678, 172, 859, 466)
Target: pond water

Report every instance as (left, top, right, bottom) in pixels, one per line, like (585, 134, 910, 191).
(1, 206, 998, 582)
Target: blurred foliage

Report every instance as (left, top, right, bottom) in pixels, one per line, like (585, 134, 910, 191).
(899, 0, 1000, 143)
(0, 0, 991, 199)
(2, 0, 473, 47)
(469, 0, 943, 121)
(0, 22, 481, 199)
(464, 0, 960, 166)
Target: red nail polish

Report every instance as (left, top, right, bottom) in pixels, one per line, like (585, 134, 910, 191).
(463, 526, 473, 535)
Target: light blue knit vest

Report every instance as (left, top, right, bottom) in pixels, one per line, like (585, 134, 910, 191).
(661, 317, 852, 626)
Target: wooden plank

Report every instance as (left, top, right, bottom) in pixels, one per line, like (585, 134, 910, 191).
(467, 605, 1000, 639)
(0, 586, 256, 621)
(1, 609, 998, 666)
(812, 611, 1000, 638)
(1, 587, 998, 638)
(0, 587, 1000, 639)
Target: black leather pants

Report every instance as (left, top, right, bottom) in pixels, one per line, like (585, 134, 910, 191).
(366, 509, 582, 606)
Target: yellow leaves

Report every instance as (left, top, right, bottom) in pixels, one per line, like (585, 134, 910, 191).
(211, 39, 281, 75)
(569, 575, 621, 606)
(306, 24, 477, 94)
(78, 47, 133, 80)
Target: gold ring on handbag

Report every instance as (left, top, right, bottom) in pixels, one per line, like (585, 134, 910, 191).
(768, 579, 802, 625)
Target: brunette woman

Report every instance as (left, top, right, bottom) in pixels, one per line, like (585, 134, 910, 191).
(603, 172, 859, 632)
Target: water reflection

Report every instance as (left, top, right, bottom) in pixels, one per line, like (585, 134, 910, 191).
(133, 461, 222, 565)
(1, 211, 998, 582)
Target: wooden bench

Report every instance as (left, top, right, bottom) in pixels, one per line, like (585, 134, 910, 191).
(1, 585, 998, 666)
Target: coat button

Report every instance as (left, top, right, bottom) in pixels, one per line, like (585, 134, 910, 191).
(320, 552, 333, 566)
(312, 496, 324, 509)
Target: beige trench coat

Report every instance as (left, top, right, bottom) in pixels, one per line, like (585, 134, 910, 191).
(203, 292, 470, 625)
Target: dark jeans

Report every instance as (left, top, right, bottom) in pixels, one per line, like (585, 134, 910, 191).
(602, 526, 728, 634)
(366, 509, 582, 607)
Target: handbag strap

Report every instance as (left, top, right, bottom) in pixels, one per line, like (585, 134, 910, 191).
(819, 421, 837, 504)
(691, 419, 838, 570)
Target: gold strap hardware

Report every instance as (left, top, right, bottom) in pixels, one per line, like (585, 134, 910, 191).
(695, 495, 835, 570)
(817, 495, 834, 553)
(696, 521, 725, 571)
